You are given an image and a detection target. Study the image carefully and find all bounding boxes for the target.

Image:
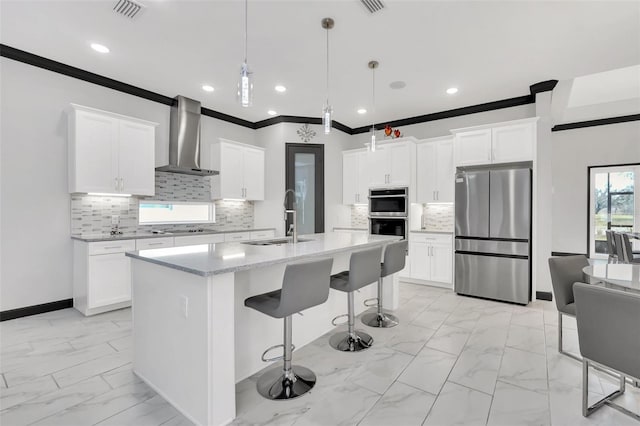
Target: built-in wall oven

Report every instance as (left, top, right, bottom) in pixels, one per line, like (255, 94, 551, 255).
(368, 187, 408, 240)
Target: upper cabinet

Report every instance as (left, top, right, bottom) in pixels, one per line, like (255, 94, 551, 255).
(451, 118, 538, 167)
(416, 137, 454, 203)
(342, 149, 369, 204)
(209, 139, 265, 201)
(68, 104, 157, 196)
(368, 141, 415, 188)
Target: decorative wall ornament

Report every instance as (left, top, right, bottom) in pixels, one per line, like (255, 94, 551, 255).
(297, 123, 317, 142)
(384, 124, 402, 139)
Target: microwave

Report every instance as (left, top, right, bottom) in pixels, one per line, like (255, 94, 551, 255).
(368, 187, 408, 217)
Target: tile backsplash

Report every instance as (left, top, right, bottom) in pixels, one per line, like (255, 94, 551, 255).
(422, 203, 454, 231)
(350, 205, 368, 229)
(70, 172, 254, 236)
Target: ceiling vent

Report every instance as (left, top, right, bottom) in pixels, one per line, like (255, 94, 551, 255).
(360, 0, 385, 14)
(113, 0, 144, 19)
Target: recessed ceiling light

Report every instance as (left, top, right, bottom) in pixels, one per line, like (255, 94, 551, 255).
(389, 81, 406, 89)
(446, 87, 458, 94)
(202, 85, 214, 92)
(267, 110, 277, 116)
(90, 43, 110, 53)
(274, 85, 287, 93)
(357, 108, 367, 114)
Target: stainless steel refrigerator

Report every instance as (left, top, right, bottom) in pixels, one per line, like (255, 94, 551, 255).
(454, 165, 532, 305)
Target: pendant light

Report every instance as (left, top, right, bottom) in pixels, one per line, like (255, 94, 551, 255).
(321, 18, 334, 134)
(368, 60, 379, 152)
(237, 0, 253, 107)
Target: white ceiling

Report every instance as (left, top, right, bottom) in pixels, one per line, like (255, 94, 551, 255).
(1, 0, 639, 128)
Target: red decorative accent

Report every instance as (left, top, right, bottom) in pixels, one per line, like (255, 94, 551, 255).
(383, 124, 402, 139)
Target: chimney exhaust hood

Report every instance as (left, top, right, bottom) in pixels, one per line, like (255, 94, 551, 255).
(156, 95, 218, 176)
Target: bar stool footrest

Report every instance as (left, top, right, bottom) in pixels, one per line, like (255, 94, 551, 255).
(363, 297, 378, 307)
(261, 343, 295, 362)
(331, 313, 348, 326)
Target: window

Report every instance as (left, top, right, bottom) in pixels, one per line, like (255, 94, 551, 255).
(138, 201, 215, 225)
(589, 164, 639, 257)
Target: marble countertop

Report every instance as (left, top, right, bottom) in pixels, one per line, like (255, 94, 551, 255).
(333, 227, 368, 231)
(126, 233, 401, 277)
(410, 229, 454, 234)
(71, 228, 276, 242)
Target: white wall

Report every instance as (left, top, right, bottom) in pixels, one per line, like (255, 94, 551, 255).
(0, 58, 254, 311)
(551, 121, 640, 254)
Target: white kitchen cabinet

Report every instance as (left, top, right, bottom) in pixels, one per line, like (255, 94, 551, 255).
(452, 118, 537, 167)
(136, 237, 175, 250)
(209, 139, 265, 201)
(342, 149, 369, 204)
(68, 104, 157, 196)
(368, 141, 415, 188)
(173, 233, 225, 246)
(402, 233, 453, 286)
(416, 137, 454, 203)
(73, 239, 136, 316)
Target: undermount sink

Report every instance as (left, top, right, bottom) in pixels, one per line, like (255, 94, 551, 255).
(244, 237, 313, 246)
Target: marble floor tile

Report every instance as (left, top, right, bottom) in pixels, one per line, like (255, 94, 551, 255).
(448, 348, 503, 395)
(431, 293, 463, 312)
(424, 381, 492, 426)
(464, 326, 509, 355)
(487, 381, 550, 426)
(475, 310, 513, 329)
(0, 376, 111, 425)
(546, 352, 605, 395)
(425, 324, 472, 355)
(397, 346, 457, 395)
(384, 322, 435, 356)
(410, 308, 450, 330)
(498, 347, 548, 393)
(358, 381, 435, 426)
(53, 348, 132, 388)
(101, 363, 142, 389)
(347, 346, 413, 394)
(444, 309, 483, 330)
(159, 412, 195, 426)
(0, 374, 59, 410)
(96, 394, 179, 426)
(506, 324, 547, 355)
(511, 310, 545, 329)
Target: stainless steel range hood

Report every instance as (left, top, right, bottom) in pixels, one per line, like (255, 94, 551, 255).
(156, 95, 218, 176)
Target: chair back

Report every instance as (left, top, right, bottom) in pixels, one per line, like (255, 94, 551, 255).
(614, 232, 626, 263)
(548, 255, 589, 312)
(279, 257, 333, 316)
(621, 233, 634, 263)
(574, 283, 640, 380)
(346, 246, 383, 292)
(381, 240, 408, 278)
(605, 230, 617, 260)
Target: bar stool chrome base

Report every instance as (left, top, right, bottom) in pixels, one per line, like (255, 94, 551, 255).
(256, 365, 317, 400)
(329, 330, 373, 352)
(361, 311, 399, 328)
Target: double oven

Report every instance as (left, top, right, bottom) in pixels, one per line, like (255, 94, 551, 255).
(368, 187, 408, 239)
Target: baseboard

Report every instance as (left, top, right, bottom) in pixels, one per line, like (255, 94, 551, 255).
(536, 291, 553, 301)
(0, 299, 73, 321)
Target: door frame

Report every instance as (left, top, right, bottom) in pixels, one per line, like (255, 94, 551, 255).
(285, 143, 325, 233)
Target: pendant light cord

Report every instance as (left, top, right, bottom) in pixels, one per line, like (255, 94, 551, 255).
(244, 0, 248, 63)
(326, 25, 330, 105)
(371, 65, 376, 133)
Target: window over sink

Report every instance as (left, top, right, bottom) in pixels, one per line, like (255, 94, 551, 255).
(138, 201, 215, 225)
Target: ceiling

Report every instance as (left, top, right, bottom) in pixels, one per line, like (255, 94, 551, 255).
(1, 0, 639, 128)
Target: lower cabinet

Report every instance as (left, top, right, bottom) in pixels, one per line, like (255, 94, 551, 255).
(402, 233, 453, 287)
(73, 240, 136, 316)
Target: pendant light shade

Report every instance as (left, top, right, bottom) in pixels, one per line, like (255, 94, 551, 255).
(322, 18, 334, 134)
(237, 0, 253, 107)
(369, 60, 379, 152)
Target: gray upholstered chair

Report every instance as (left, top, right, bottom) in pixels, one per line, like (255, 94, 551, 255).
(548, 255, 589, 361)
(605, 230, 618, 263)
(329, 246, 383, 352)
(244, 257, 333, 400)
(620, 233, 640, 264)
(573, 283, 640, 420)
(614, 232, 627, 263)
(362, 240, 407, 328)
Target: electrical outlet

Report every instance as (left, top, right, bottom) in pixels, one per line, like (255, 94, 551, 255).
(180, 295, 188, 318)
(111, 215, 120, 225)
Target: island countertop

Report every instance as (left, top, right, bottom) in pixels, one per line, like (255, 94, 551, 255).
(126, 232, 401, 277)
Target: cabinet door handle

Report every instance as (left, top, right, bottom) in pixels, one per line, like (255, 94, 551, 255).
(114, 177, 119, 191)
(436, 191, 439, 201)
(104, 246, 122, 250)
(120, 178, 124, 192)
(147, 242, 164, 246)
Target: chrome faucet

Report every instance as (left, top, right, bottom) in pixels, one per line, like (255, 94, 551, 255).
(283, 189, 298, 243)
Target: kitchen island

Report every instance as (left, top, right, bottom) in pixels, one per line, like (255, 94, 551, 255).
(126, 232, 401, 426)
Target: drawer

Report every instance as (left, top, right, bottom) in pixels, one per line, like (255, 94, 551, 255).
(174, 234, 225, 246)
(250, 230, 276, 240)
(225, 232, 251, 242)
(136, 237, 174, 250)
(410, 233, 452, 244)
(88, 240, 136, 255)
